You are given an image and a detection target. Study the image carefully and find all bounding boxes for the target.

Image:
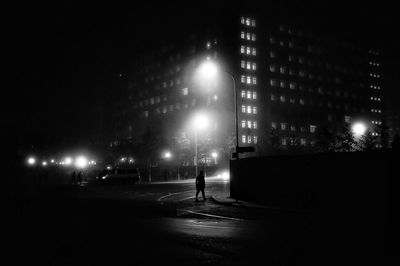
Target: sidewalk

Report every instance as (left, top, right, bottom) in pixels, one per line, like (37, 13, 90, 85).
(210, 190, 272, 210)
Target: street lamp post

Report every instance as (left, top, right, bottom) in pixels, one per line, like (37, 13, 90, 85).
(222, 70, 239, 160)
(197, 60, 239, 159)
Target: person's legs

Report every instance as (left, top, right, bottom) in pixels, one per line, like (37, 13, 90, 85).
(196, 189, 200, 201)
(201, 188, 206, 200)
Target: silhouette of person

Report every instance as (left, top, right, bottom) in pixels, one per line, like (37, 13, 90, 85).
(77, 171, 82, 185)
(195, 170, 206, 202)
(71, 171, 76, 184)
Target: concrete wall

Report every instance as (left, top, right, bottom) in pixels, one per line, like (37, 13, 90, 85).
(230, 150, 397, 216)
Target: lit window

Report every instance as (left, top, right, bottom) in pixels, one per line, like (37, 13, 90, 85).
(251, 19, 256, 27)
(246, 47, 251, 55)
(270, 65, 277, 72)
(247, 91, 251, 99)
(182, 88, 188, 95)
(241, 105, 246, 113)
(242, 135, 246, 143)
(280, 66, 286, 74)
(289, 82, 296, 90)
(247, 76, 251, 84)
(241, 60, 245, 68)
(253, 92, 257, 100)
(289, 98, 295, 104)
(270, 51, 276, 58)
(150, 98, 154, 105)
(241, 31, 245, 39)
(310, 125, 317, 133)
(280, 81, 286, 88)
(252, 48, 256, 56)
(246, 32, 251, 40)
(253, 106, 257, 114)
(241, 17, 245, 24)
(290, 125, 296, 131)
(281, 123, 287, 130)
(299, 99, 305, 105)
(271, 94, 276, 101)
(280, 95, 286, 102)
(247, 120, 252, 128)
(252, 63, 257, 70)
(241, 75, 246, 83)
(251, 34, 256, 41)
(144, 111, 149, 117)
(253, 136, 258, 143)
(247, 61, 251, 69)
(270, 79, 278, 86)
(240, 46, 245, 54)
(241, 120, 246, 128)
(281, 138, 287, 145)
(248, 135, 252, 143)
(245, 18, 251, 26)
(247, 105, 252, 114)
(253, 121, 258, 129)
(271, 122, 277, 129)
(252, 77, 257, 84)
(241, 90, 246, 98)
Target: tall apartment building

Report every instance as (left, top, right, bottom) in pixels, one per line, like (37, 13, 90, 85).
(111, 13, 384, 166)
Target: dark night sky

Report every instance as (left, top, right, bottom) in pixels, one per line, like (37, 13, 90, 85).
(5, 1, 399, 149)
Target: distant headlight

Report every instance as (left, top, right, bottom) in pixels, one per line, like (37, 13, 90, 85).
(102, 176, 107, 180)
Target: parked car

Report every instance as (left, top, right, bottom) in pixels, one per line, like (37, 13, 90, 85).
(96, 167, 140, 184)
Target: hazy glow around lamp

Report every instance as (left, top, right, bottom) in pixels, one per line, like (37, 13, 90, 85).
(352, 122, 367, 138)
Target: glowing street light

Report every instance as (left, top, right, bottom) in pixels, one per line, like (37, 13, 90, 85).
(162, 151, 172, 159)
(352, 122, 367, 138)
(211, 151, 218, 164)
(64, 157, 73, 166)
(42, 161, 48, 167)
(75, 156, 88, 169)
(197, 59, 239, 159)
(197, 60, 218, 80)
(27, 157, 36, 166)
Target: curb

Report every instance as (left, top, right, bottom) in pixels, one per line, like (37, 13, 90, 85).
(210, 196, 312, 213)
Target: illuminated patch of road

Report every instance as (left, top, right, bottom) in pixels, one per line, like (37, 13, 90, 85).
(177, 209, 243, 221)
(158, 190, 244, 221)
(157, 190, 195, 202)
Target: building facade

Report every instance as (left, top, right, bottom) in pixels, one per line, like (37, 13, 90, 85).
(111, 13, 384, 167)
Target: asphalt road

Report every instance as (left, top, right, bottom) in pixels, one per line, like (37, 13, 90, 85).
(1, 177, 393, 265)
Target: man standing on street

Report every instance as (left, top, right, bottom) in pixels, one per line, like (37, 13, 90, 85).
(195, 170, 206, 202)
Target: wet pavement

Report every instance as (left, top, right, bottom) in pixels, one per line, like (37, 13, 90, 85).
(1, 177, 394, 265)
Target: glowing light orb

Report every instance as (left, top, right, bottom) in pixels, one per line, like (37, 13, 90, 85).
(27, 157, 36, 165)
(198, 61, 218, 79)
(75, 156, 88, 169)
(352, 122, 367, 137)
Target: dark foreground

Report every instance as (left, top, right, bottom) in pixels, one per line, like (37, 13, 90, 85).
(1, 179, 395, 265)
